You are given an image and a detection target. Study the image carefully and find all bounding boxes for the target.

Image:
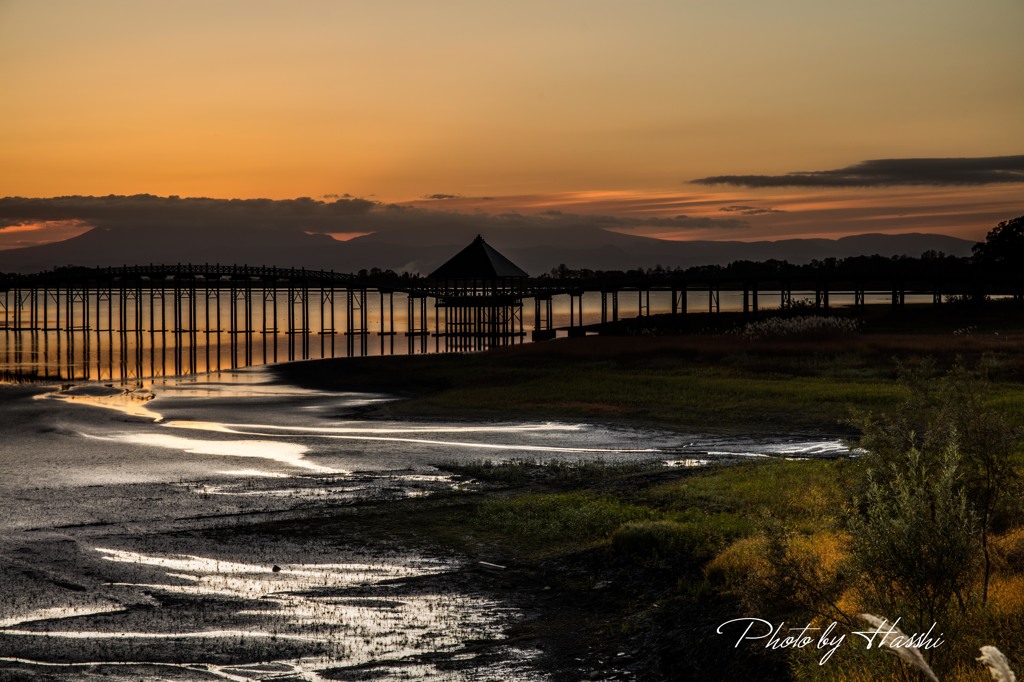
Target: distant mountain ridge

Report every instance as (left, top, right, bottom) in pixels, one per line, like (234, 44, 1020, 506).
(0, 225, 976, 276)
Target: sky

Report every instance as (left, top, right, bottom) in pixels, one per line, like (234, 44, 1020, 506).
(1, 0, 1022, 250)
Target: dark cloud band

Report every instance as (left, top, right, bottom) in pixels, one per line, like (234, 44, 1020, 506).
(719, 205, 785, 215)
(0, 195, 377, 232)
(0, 194, 747, 237)
(422, 193, 464, 200)
(693, 155, 1024, 188)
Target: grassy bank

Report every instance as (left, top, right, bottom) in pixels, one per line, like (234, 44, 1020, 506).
(274, 326, 1024, 432)
(267, 319, 1024, 680)
(265, 451, 1022, 680)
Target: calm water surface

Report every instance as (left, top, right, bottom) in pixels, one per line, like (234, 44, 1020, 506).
(1, 288, 943, 381)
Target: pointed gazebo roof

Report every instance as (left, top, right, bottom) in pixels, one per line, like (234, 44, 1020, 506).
(429, 235, 528, 279)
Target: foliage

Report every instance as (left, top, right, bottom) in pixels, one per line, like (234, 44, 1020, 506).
(377, 347, 1024, 679)
(973, 215, 1024, 266)
(740, 314, 860, 341)
(850, 445, 980, 630)
(852, 360, 1023, 602)
(838, 363, 1024, 676)
(690, 362, 1024, 679)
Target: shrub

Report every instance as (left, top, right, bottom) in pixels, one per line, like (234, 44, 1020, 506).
(740, 315, 860, 341)
(850, 445, 979, 637)
(851, 362, 1022, 604)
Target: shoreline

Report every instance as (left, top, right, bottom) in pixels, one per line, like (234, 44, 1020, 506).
(4, 330, 1023, 679)
(0, 338, 861, 680)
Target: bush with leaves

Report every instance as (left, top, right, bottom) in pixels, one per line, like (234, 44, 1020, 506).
(852, 360, 1022, 603)
(850, 445, 979, 631)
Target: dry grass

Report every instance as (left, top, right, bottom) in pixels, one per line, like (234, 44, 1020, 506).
(705, 531, 852, 614)
(987, 574, 1024, 619)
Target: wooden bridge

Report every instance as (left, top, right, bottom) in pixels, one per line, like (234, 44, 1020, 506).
(0, 246, 1015, 381)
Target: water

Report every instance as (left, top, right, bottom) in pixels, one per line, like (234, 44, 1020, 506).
(1, 287, 942, 381)
(0, 370, 854, 679)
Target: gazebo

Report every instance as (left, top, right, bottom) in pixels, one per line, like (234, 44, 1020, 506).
(428, 235, 528, 351)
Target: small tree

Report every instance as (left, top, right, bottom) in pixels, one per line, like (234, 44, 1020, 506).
(934, 365, 1020, 602)
(852, 361, 1021, 603)
(851, 444, 979, 631)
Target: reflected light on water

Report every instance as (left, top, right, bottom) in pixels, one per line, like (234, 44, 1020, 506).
(0, 606, 126, 629)
(0, 628, 318, 642)
(1, 286, 951, 383)
(215, 469, 292, 478)
(184, 421, 587, 434)
(97, 547, 445, 586)
(664, 459, 709, 467)
(81, 432, 337, 472)
(165, 420, 661, 454)
(36, 387, 164, 422)
(0, 543, 536, 680)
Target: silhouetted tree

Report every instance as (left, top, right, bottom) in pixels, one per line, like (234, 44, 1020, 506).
(972, 215, 1024, 265)
(973, 216, 1024, 298)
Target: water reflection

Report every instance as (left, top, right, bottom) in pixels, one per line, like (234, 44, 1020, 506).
(1, 286, 945, 381)
(0, 543, 538, 681)
(2, 288, 440, 381)
(165, 420, 662, 454)
(82, 432, 336, 472)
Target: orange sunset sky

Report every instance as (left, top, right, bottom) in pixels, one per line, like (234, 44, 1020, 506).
(1, 0, 1022, 249)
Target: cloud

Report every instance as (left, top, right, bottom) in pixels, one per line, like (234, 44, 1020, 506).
(0, 194, 747, 243)
(692, 155, 1024, 188)
(568, 213, 732, 230)
(720, 205, 786, 215)
(0, 195, 378, 234)
(422, 193, 464, 200)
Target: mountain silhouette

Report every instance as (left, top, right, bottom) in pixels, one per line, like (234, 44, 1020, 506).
(0, 224, 975, 275)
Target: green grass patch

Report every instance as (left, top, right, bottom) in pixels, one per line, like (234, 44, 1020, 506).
(276, 331, 1024, 433)
(646, 459, 850, 532)
(477, 491, 655, 549)
(611, 514, 749, 566)
(416, 365, 909, 431)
